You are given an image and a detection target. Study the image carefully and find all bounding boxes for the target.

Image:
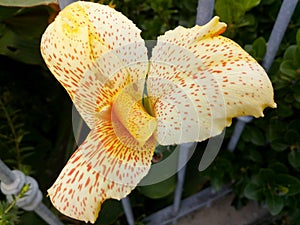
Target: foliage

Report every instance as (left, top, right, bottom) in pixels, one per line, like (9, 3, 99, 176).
(0, 201, 21, 225)
(0, 0, 57, 7)
(0, 0, 300, 224)
(0, 184, 30, 225)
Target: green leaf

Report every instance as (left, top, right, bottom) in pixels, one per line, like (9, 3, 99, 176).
(252, 37, 266, 60)
(292, 80, 300, 103)
(215, 0, 243, 24)
(244, 183, 264, 200)
(206, 157, 233, 191)
(215, 0, 260, 24)
(268, 162, 288, 174)
(237, 14, 256, 28)
(288, 119, 300, 133)
(247, 150, 262, 163)
(96, 200, 123, 225)
(296, 29, 300, 47)
(0, 27, 43, 65)
(137, 175, 176, 199)
(0, 0, 56, 7)
(266, 121, 287, 141)
(0, 7, 20, 21)
(285, 129, 299, 144)
(242, 0, 261, 11)
(295, 47, 300, 68)
(252, 131, 265, 145)
(280, 60, 298, 79)
(0, 8, 50, 65)
(275, 174, 300, 196)
(270, 138, 289, 152)
(288, 149, 300, 168)
(243, 126, 265, 146)
(258, 168, 275, 184)
(274, 102, 293, 118)
(266, 192, 284, 215)
(283, 45, 297, 61)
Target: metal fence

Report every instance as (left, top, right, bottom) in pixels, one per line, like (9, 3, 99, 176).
(0, 0, 298, 224)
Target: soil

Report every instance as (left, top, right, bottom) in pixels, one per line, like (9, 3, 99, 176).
(176, 194, 269, 225)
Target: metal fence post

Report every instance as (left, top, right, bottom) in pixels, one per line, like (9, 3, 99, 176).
(58, 0, 78, 10)
(196, 0, 215, 25)
(121, 197, 135, 225)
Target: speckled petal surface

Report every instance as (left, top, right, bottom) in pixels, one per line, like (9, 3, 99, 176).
(40, 1, 148, 127)
(148, 16, 276, 145)
(47, 117, 156, 223)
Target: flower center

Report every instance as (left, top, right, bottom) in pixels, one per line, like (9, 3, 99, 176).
(112, 90, 157, 146)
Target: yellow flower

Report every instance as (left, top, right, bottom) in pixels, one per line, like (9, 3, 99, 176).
(40, 1, 276, 223)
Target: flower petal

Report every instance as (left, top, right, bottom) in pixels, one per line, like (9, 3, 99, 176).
(148, 16, 276, 145)
(48, 117, 156, 223)
(40, 1, 148, 113)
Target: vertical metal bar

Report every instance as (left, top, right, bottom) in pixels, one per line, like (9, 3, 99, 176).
(121, 197, 135, 225)
(196, 0, 215, 25)
(57, 0, 77, 10)
(227, 0, 298, 152)
(227, 116, 252, 152)
(262, 0, 298, 71)
(172, 143, 196, 224)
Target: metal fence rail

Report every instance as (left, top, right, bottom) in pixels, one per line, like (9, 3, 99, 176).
(0, 159, 64, 225)
(0, 0, 298, 224)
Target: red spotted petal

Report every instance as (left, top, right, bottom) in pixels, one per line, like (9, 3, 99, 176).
(148, 16, 276, 145)
(40, 1, 148, 127)
(48, 116, 156, 223)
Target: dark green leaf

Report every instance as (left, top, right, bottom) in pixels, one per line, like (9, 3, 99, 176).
(247, 150, 263, 163)
(283, 45, 297, 61)
(291, 80, 300, 103)
(258, 168, 276, 184)
(270, 138, 289, 152)
(296, 29, 300, 47)
(96, 200, 123, 225)
(288, 119, 300, 133)
(274, 103, 293, 118)
(0, 7, 20, 21)
(268, 162, 288, 174)
(237, 14, 256, 28)
(266, 192, 284, 215)
(289, 150, 300, 169)
(244, 183, 264, 200)
(137, 176, 176, 199)
(280, 60, 298, 79)
(0, 27, 43, 64)
(275, 174, 300, 196)
(242, 0, 261, 11)
(285, 129, 299, 144)
(0, 0, 56, 7)
(215, 0, 244, 24)
(249, 126, 265, 146)
(215, 0, 260, 24)
(252, 37, 266, 60)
